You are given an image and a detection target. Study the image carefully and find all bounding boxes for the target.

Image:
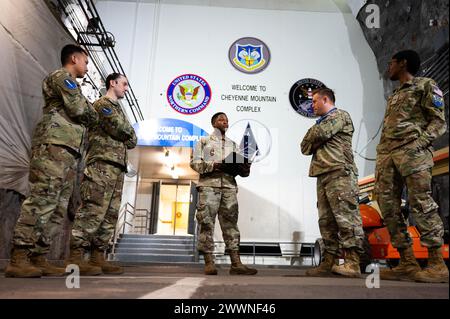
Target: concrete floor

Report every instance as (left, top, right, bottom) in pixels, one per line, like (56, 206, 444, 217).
(0, 263, 448, 299)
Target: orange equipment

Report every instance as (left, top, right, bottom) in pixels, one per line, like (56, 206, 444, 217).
(360, 203, 449, 265)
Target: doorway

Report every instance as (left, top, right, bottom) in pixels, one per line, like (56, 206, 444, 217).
(130, 146, 200, 236)
(156, 183, 193, 236)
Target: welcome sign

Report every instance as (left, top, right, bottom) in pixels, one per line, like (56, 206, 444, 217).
(133, 118, 208, 147)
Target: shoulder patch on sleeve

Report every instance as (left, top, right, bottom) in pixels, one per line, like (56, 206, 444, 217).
(63, 78, 78, 90)
(101, 107, 113, 116)
(431, 84, 443, 97)
(432, 95, 444, 108)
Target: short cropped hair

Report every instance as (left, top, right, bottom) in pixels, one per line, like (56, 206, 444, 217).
(61, 44, 88, 66)
(105, 72, 124, 90)
(392, 50, 421, 75)
(211, 112, 227, 125)
(312, 87, 335, 104)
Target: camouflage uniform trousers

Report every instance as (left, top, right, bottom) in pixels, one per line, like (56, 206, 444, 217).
(13, 144, 77, 255)
(375, 144, 444, 249)
(196, 187, 240, 253)
(317, 168, 365, 256)
(71, 160, 124, 251)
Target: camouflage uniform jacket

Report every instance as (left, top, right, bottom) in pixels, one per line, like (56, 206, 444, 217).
(32, 68, 98, 154)
(190, 129, 238, 189)
(377, 77, 446, 154)
(301, 108, 358, 177)
(86, 96, 137, 170)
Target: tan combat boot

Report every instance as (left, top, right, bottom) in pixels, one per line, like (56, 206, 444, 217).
(305, 252, 337, 277)
(331, 248, 362, 278)
(203, 253, 218, 275)
(4, 247, 42, 278)
(89, 248, 123, 275)
(415, 247, 449, 283)
(229, 251, 257, 275)
(30, 254, 67, 276)
(380, 246, 420, 281)
(65, 247, 102, 276)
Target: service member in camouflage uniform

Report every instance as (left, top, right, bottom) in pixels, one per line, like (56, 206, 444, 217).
(301, 88, 364, 278)
(375, 50, 448, 283)
(67, 73, 137, 275)
(5, 45, 99, 278)
(190, 112, 257, 276)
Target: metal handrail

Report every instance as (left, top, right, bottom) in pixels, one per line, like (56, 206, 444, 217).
(207, 241, 314, 265)
(193, 219, 199, 262)
(110, 202, 135, 255)
(133, 208, 151, 234)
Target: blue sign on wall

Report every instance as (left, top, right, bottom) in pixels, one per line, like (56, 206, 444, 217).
(133, 118, 209, 148)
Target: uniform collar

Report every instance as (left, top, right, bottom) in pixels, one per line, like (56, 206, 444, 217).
(103, 95, 120, 106)
(316, 107, 337, 124)
(61, 67, 76, 80)
(395, 77, 417, 92)
(211, 128, 226, 140)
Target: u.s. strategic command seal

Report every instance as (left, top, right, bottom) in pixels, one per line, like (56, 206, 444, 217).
(167, 74, 211, 115)
(228, 37, 271, 74)
(289, 78, 327, 118)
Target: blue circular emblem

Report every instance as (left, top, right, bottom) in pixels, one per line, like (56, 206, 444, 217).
(166, 74, 211, 115)
(64, 79, 77, 90)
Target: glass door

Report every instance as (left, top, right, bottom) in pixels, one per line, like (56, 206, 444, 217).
(157, 183, 191, 235)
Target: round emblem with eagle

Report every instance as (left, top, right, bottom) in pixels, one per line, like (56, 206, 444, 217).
(166, 74, 211, 115)
(289, 78, 327, 118)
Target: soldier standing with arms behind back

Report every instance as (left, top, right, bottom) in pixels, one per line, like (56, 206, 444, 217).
(375, 50, 448, 283)
(66, 73, 137, 275)
(5, 45, 98, 278)
(301, 88, 365, 278)
(190, 112, 257, 276)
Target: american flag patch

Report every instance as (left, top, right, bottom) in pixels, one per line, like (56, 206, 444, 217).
(432, 85, 443, 97)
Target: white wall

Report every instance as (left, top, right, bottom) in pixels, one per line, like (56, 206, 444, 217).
(97, 0, 385, 243)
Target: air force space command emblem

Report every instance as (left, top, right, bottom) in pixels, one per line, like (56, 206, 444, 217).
(228, 37, 271, 74)
(167, 74, 211, 115)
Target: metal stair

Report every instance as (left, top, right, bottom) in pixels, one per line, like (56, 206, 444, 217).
(109, 234, 197, 263)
